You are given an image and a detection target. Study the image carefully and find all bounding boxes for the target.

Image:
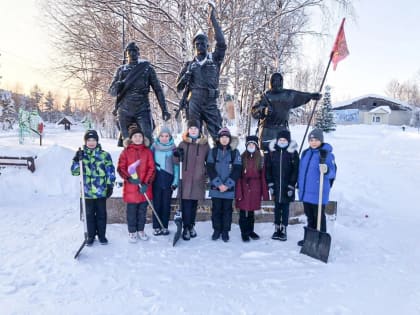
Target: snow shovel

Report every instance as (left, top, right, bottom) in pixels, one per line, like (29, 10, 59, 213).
(74, 148, 89, 259)
(300, 163, 332, 263)
(173, 158, 183, 246)
(127, 160, 165, 230)
(138, 183, 165, 230)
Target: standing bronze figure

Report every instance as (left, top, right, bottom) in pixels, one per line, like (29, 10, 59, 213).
(176, 2, 226, 141)
(109, 42, 171, 145)
(251, 72, 321, 151)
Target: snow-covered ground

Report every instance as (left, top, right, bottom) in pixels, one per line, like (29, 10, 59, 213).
(1, 123, 420, 315)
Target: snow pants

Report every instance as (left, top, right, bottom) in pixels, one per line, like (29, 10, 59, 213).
(181, 199, 198, 228)
(84, 198, 107, 239)
(238, 210, 255, 236)
(211, 198, 233, 232)
(274, 202, 290, 226)
(126, 202, 148, 233)
(152, 185, 172, 229)
(303, 202, 326, 232)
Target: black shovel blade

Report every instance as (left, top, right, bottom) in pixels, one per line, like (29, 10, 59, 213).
(300, 226, 331, 263)
(172, 216, 183, 246)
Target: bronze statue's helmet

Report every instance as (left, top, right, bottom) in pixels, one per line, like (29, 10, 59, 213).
(192, 31, 208, 44)
(125, 41, 140, 53)
(269, 72, 284, 91)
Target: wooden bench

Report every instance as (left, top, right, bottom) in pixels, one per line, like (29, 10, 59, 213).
(106, 198, 337, 225)
(0, 156, 36, 173)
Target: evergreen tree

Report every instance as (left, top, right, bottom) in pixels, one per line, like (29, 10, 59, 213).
(30, 85, 43, 112)
(63, 96, 72, 115)
(315, 85, 336, 133)
(44, 91, 55, 122)
(0, 89, 17, 129)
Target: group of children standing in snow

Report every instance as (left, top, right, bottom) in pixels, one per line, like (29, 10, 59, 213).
(70, 121, 336, 247)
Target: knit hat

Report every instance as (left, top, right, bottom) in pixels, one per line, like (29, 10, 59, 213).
(308, 128, 324, 143)
(187, 119, 200, 129)
(84, 129, 99, 142)
(129, 127, 144, 139)
(158, 125, 172, 137)
(276, 129, 291, 142)
(217, 127, 231, 138)
(245, 135, 259, 148)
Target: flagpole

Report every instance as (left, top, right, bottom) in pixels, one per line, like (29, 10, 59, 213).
(298, 51, 334, 155)
(298, 18, 347, 155)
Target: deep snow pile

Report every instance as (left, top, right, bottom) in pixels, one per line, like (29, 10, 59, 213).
(1, 123, 420, 315)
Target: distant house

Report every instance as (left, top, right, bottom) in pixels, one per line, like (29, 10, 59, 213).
(332, 94, 412, 125)
(56, 116, 75, 130)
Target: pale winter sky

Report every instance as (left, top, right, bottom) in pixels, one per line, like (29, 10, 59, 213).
(0, 0, 419, 103)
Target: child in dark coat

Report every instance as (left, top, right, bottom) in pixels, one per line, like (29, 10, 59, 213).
(236, 135, 269, 242)
(297, 128, 336, 247)
(266, 129, 299, 241)
(206, 127, 242, 242)
(71, 130, 116, 246)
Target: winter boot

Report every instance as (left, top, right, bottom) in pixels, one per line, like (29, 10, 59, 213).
(297, 240, 305, 246)
(128, 232, 137, 243)
(138, 231, 149, 241)
(222, 231, 229, 242)
(249, 231, 260, 240)
(99, 236, 108, 245)
(153, 228, 162, 236)
(279, 225, 287, 241)
(241, 234, 250, 242)
(86, 237, 95, 246)
(212, 230, 221, 241)
(189, 225, 197, 238)
(182, 228, 191, 241)
(271, 225, 281, 240)
(161, 228, 170, 235)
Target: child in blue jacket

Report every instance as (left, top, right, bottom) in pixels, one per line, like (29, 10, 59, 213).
(297, 128, 336, 247)
(206, 127, 242, 242)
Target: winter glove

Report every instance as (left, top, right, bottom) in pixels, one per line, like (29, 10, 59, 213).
(311, 93, 322, 101)
(106, 184, 114, 198)
(139, 183, 148, 194)
(319, 164, 328, 174)
(319, 149, 328, 163)
(162, 110, 171, 121)
(73, 150, 84, 162)
(127, 177, 140, 185)
(173, 147, 184, 159)
(171, 184, 178, 191)
(287, 185, 295, 197)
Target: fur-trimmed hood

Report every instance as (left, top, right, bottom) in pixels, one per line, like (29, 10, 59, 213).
(181, 131, 208, 145)
(123, 136, 151, 148)
(215, 135, 239, 150)
(268, 139, 298, 153)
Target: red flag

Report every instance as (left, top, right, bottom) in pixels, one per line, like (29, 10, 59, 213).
(331, 18, 349, 70)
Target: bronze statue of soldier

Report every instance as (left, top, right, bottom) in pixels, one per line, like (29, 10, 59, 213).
(176, 2, 226, 141)
(251, 72, 322, 151)
(109, 41, 170, 145)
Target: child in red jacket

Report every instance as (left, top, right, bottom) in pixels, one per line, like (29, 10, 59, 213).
(117, 128, 156, 243)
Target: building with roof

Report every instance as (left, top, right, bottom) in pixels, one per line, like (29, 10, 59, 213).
(332, 94, 412, 125)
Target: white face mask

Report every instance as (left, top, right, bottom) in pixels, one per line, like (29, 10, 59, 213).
(247, 147, 256, 153)
(277, 140, 288, 148)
